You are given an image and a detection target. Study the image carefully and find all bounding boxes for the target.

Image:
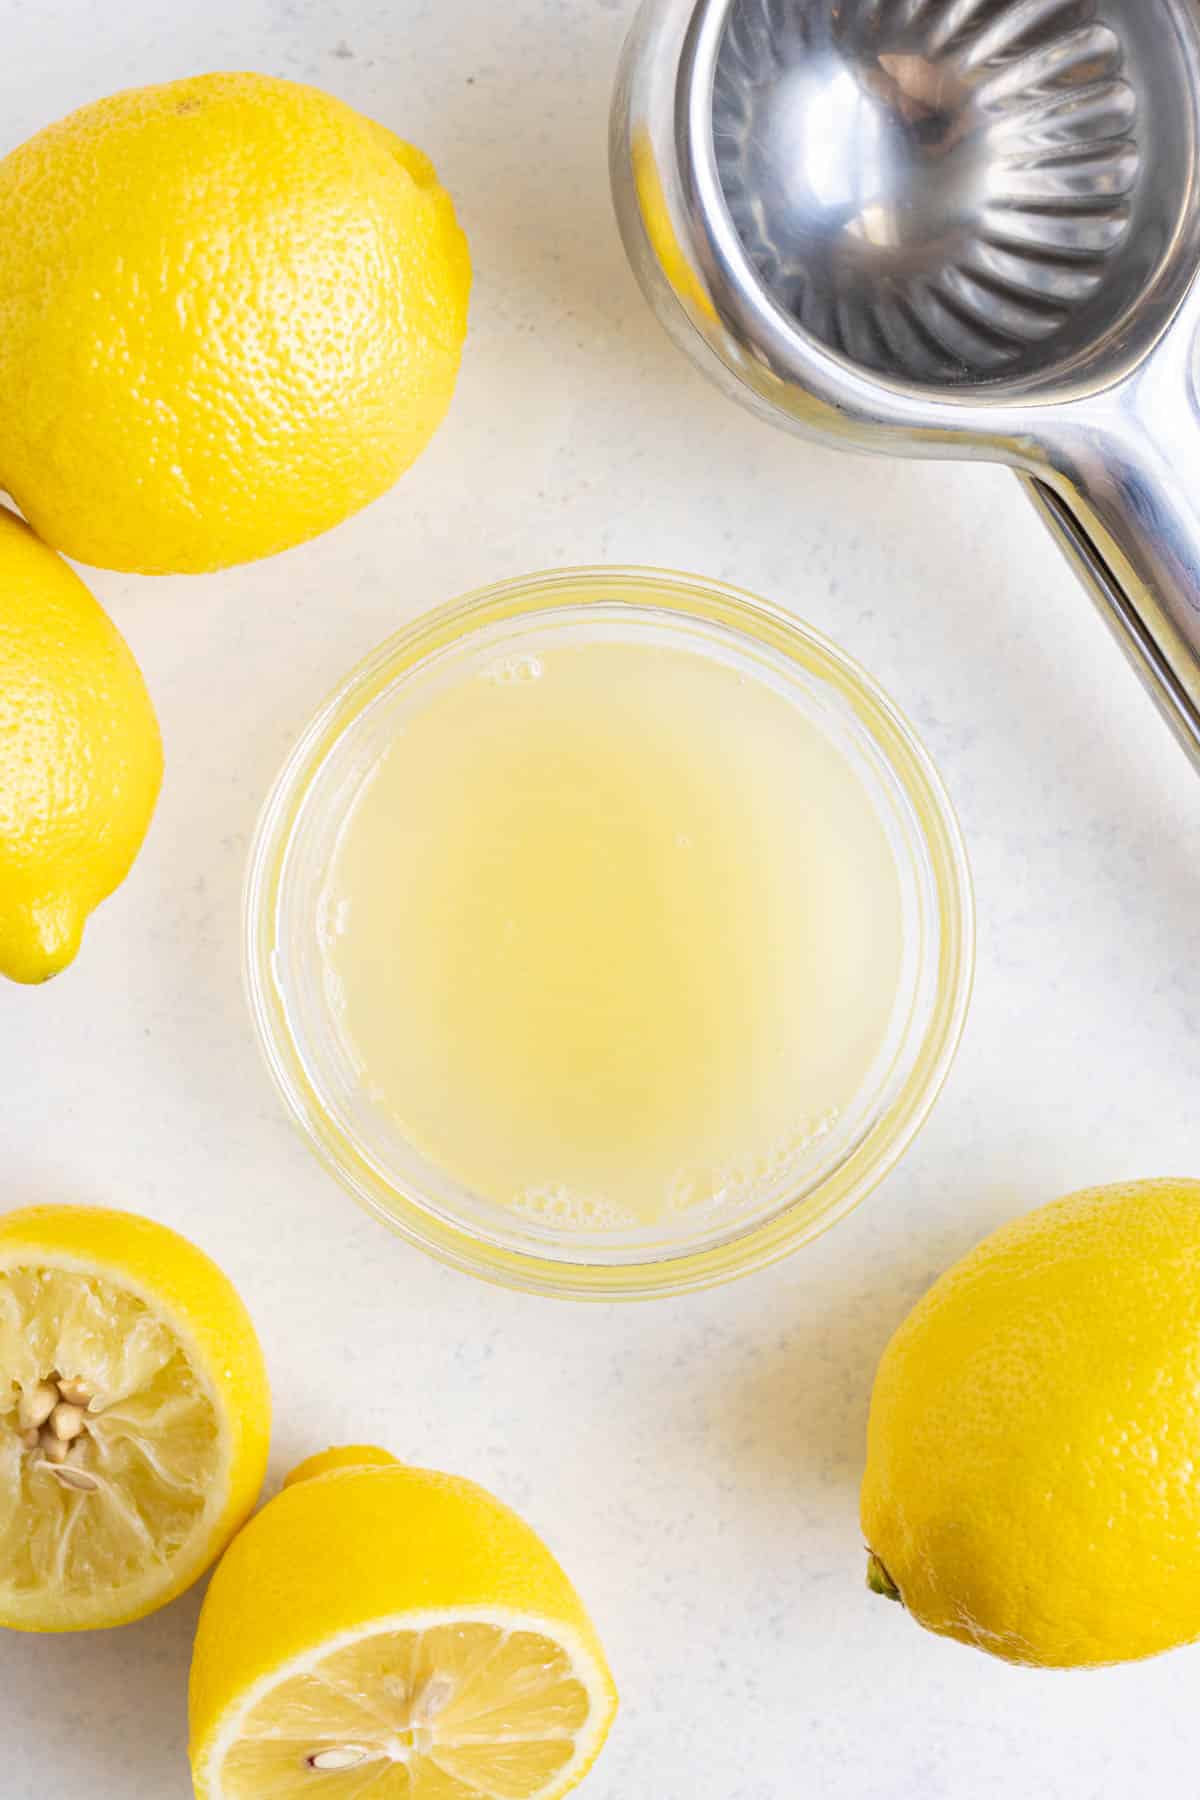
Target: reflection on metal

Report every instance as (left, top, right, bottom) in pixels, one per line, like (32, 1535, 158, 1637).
(612, 0, 1200, 769)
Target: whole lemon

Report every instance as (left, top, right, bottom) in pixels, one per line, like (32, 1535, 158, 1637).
(0, 506, 162, 982)
(0, 73, 471, 574)
(862, 1179, 1200, 1668)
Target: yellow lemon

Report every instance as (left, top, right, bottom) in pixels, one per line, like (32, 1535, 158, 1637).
(190, 1448, 617, 1799)
(0, 506, 162, 983)
(0, 72, 471, 574)
(862, 1178, 1200, 1668)
(0, 1205, 270, 1631)
(632, 129, 717, 325)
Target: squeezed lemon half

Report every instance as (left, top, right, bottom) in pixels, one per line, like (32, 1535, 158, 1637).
(0, 1206, 269, 1631)
(191, 1449, 617, 1799)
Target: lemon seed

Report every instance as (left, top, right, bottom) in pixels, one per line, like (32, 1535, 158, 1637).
(45, 1463, 100, 1493)
(17, 1382, 58, 1433)
(50, 1403, 85, 1443)
(307, 1747, 371, 1771)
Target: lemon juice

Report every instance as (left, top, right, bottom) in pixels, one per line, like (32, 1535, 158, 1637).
(316, 612, 905, 1232)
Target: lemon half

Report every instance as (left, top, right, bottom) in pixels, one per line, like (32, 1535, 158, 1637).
(0, 1206, 269, 1631)
(191, 1450, 617, 1799)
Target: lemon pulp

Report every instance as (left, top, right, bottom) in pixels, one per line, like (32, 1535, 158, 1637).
(318, 622, 905, 1229)
(0, 1205, 269, 1632)
(217, 1618, 602, 1797)
(0, 1264, 220, 1622)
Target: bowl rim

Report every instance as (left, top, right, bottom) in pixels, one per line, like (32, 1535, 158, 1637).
(244, 564, 975, 1300)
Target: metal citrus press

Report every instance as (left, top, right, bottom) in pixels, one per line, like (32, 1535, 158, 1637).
(611, 0, 1200, 765)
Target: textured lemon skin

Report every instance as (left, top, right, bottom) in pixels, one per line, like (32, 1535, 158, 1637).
(0, 507, 162, 983)
(862, 1179, 1200, 1668)
(282, 1444, 400, 1488)
(190, 1452, 617, 1797)
(0, 72, 471, 574)
(0, 1205, 270, 1631)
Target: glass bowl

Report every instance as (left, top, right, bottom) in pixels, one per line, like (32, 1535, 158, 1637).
(245, 567, 973, 1298)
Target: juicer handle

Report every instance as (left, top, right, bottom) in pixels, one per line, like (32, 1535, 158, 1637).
(1026, 386, 1200, 771)
(1021, 475, 1200, 768)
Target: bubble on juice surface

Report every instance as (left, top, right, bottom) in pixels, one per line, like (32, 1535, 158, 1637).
(317, 893, 352, 948)
(481, 654, 543, 686)
(668, 1111, 842, 1217)
(509, 1185, 638, 1231)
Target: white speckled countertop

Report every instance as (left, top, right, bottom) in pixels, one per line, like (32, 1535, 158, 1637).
(3, 2, 1200, 1795)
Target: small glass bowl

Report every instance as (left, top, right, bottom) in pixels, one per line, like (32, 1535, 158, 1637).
(245, 567, 973, 1299)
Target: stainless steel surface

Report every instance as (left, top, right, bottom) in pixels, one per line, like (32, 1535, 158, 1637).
(1022, 475, 1200, 763)
(611, 0, 1200, 766)
(715, 0, 1141, 385)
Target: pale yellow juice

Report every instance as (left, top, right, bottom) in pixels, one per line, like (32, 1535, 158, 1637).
(318, 627, 904, 1230)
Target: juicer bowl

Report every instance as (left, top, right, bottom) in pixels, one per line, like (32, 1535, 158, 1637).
(614, 0, 1200, 424)
(612, 0, 1200, 769)
(711, 0, 1196, 395)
